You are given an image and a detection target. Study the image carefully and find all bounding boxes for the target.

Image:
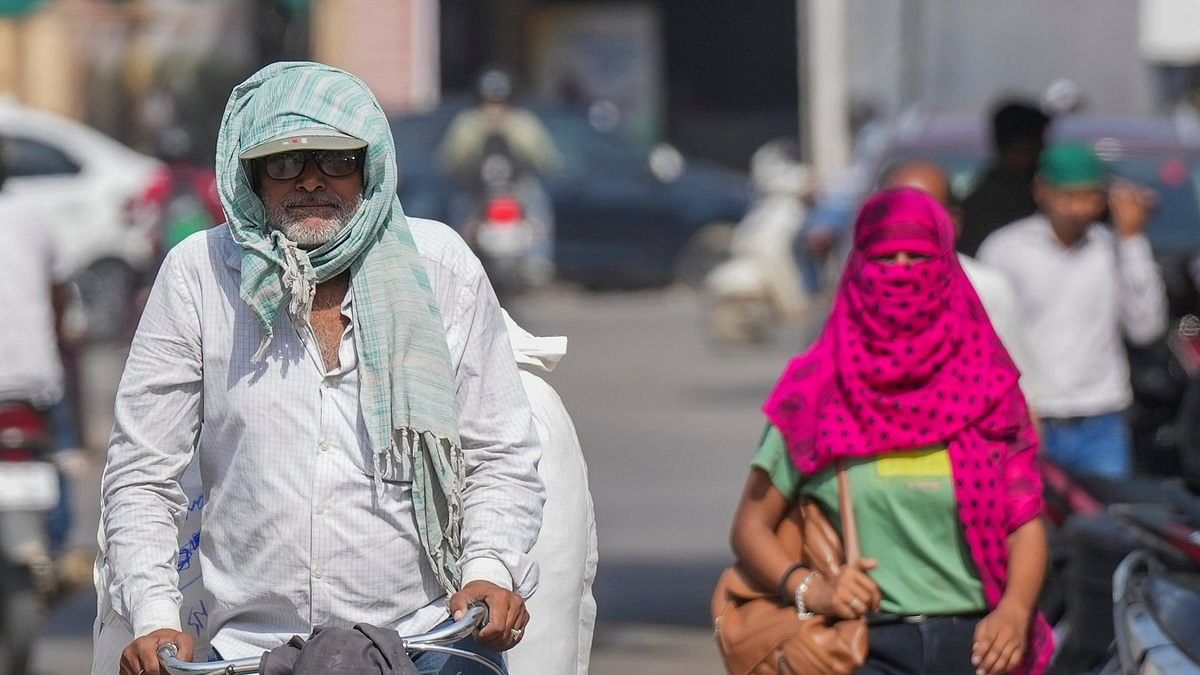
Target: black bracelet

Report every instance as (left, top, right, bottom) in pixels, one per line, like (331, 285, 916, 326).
(777, 561, 808, 604)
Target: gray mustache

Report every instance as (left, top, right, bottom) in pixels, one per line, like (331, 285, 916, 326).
(284, 195, 343, 208)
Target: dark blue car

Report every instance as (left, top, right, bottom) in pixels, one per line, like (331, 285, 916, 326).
(390, 103, 750, 288)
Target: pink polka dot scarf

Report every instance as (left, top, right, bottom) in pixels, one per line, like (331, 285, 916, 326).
(764, 187, 1052, 673)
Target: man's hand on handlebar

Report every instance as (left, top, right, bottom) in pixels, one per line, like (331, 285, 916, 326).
(121, 628, 194, 675)
(449, 580, 530, 652)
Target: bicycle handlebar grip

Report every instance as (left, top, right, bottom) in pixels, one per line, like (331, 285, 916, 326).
(469, 600, 491, 628)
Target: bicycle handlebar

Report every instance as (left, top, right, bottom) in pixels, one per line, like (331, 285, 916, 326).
(158, 603, 492, 675)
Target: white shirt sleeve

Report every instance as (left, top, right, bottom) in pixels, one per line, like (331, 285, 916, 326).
(447, 263, 545, 597)
(100, 248, 204, 637)
(1116, 233, 1168, 346)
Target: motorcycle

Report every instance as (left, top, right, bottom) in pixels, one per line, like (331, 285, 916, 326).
(704, 138, 813, 344)
(464, 134, 552, 301)
(1100, 482, 1200, 674)
(0, 402, 58, 675)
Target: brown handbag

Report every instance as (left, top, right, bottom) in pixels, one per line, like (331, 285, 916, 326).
(712, 462, 868, 675)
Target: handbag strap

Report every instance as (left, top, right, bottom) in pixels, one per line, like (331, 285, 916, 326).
(835, 459, 861, 564)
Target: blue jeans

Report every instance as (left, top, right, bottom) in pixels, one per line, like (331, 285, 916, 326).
(1040, 411, 1133, 479)
(858, 615, 982, 675)
(410, 627, 505, 674)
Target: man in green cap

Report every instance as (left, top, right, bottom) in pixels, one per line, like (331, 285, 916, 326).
(96, 62, 544, 675)
(978, 141, 1165, 479)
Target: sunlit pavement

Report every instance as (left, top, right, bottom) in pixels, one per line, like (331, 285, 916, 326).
(34, 283, 821, 674)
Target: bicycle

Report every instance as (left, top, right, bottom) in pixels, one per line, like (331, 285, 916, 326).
(156, 602, 504, 675)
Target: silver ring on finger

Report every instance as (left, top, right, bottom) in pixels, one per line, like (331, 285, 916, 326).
(849, 599, 863, 611)
(510, 627, 524, 642)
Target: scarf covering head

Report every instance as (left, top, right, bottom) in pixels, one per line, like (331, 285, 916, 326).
(764, 187, 1052, 673)
(217, 62, 464, 594)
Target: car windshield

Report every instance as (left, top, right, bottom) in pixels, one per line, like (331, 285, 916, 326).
(876, 147, 1200, 254)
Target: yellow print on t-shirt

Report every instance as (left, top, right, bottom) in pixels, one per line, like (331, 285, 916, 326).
(875, 447, 951, 478)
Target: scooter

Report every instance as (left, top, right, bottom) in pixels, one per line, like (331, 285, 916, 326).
(704, 138, 813, 344)
(0, 401, 58, 675)
(1100, 483, 1200, 674)
(466, 134, 551, 300)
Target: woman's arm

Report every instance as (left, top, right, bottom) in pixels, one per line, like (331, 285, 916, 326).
(730, 468, 802, 593)
(972, 517, 1048, 675)
(729, 469, 879, 618)
(1001, 517, 1048, 618)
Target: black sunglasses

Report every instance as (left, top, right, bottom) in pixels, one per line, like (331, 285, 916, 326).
(259, 150, 364, 181)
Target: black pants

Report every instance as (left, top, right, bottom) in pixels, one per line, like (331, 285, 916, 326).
(857, 615, 982, 675)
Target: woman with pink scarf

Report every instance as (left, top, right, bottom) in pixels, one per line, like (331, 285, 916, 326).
(730, 187, 1052, 675)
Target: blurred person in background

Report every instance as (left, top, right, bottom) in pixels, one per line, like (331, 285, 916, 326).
(885, 160, 1043, 407)
(439, 68, 561, 184)
(730, 188, 1051, 675)
(0, 134, 91, 582)
(97, 62, 543, 675)
(978, 142, 1166, 479)
(439, 68, 560, 281)
(959, 100, 1051, 257)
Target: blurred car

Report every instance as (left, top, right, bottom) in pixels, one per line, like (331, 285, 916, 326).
(0, 100, 170, 341)
(390, 102, 751, 288)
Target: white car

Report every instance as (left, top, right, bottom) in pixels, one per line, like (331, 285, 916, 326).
(0, 100, 169, 341)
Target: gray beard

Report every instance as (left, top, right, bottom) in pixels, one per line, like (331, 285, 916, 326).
(264, 192, 362, 249)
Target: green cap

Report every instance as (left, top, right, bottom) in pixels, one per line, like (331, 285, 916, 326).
(1039, 141, 1106, 189)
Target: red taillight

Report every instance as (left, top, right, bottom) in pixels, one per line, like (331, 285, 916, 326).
(125, 166, 174, 229)
(485, 196, 522, 225)
(0, 402, 50, 456)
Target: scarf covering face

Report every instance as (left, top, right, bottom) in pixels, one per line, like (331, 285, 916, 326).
(217, 62, 464, 595)
(764, 187, 1052, 673)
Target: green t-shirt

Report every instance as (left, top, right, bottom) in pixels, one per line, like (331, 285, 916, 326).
(752, 424, 986, 616)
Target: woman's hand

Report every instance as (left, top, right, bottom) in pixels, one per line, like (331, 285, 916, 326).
(972, 599, 1032, 675)
(802, 558, 881, 619)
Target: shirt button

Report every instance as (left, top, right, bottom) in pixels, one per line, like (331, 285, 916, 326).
(312, 569, 322, 579)
(316, 506, 325, 515)
(319, 441, 330, 453)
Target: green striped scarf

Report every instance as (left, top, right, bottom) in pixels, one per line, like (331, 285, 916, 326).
(216, 62, 463, 594)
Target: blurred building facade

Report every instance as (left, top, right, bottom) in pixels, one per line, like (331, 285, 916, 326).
(846, 0, 1197, 119)
(1, 0, 1195, 172)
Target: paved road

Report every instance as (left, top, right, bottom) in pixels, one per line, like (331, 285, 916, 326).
(32, 284, 817, 673)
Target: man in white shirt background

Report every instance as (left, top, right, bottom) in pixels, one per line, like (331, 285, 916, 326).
(978, 142, 1166, 479)
(97, 62, 544, 675)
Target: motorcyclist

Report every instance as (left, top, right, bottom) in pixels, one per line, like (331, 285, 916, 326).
(439, 69, 560, 282)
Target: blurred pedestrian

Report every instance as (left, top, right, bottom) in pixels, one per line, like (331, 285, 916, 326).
(885, 160, 1043, 406)
(978, 142, 1166, 478)
(959, 100, 1051, 256)
(97, 62, 543, 675)
(730, 187, 1052, 675)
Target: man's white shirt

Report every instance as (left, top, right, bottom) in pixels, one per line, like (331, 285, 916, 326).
(98, 219, 544, 659)
(978, 214, 1167, 418)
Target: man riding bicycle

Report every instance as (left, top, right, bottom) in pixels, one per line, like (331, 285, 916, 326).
(95, 62, 544, 675)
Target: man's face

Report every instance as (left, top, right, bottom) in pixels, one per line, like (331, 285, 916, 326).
(257, 151, 364, 249)
(1036, 180, 1106, 239)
